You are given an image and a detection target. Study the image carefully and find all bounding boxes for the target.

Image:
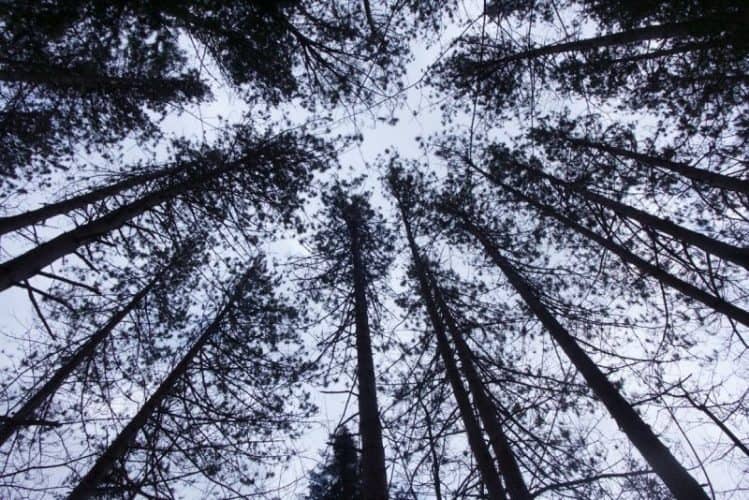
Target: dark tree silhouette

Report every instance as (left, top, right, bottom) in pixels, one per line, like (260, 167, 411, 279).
(307, 427, 361, 500)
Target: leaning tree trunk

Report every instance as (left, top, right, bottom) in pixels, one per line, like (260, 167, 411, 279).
(0, 59, 205, 99)
(345, 210, 389, 500)
(550, 133, 749, 195)
(65, 270, 251, 499)
(0, 158, 242, 292)
(431, 284, 531, 500)
(475, 167, 749, 329)
(486, 14, 739, 68)
(419, 398, 444, 500)
(451, 212, 709, 500)
(0, 281, 154, 447)
(0, 162, 185, 237)
(517, 163, 749, 270)
(395, 201, 506, 499)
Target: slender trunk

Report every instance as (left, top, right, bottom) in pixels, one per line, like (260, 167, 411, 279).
(0, 159, 239, 292)
(555, 133, 749, 195)
(453, 213, 709, 500)
(346, 212, 389, 500)
(0, 164, 183, 237)
(490, 15, 739, 67)
(66, 270, 250, 499)
(527, 164, 749, 270)
(419, 399, 444, 500)
(0, 60, 203, 99)
(601, 38, 726, 65)
(0, 282, 153, 447)
(395, 200, 506, 499)
(362, 0, 379, 37)
(681, 393, 749, 458)
(479, 169, 749, 328)
(432, 287, 531, 500)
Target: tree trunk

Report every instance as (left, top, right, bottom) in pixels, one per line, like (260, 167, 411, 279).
(65, 269, 251, 499)
(554, 133, 749, 195)
(526, 165, 749, 270)
(490, 14, 740, 67)
(395, 199, 506, 500)
(0, 281, 153, 447)
(0, 163, 183, 237)
(453, 213, 709, 500)
(479, 170, 749, 329)
(432, 285, 531, 500)
(0, 159, 239, 292)
(345, 210, 389, 500)
(0, 60, 204, 99)
(419, 398, 444, 500)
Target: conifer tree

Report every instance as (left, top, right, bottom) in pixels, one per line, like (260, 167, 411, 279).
(307, 427, 361, 500)
(0, 126, 329, 291)
(66, 256, 312, 498)
(435, 188, 710, 500)
(388, 165, 528, 500)
(299, 182, 392, 500)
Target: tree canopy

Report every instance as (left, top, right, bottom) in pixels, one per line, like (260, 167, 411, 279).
(0, 1, 746, 498)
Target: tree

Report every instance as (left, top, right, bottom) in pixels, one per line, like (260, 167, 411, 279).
(387, 165, 527, 500)
(439, 2, 747, 144)
(0, 126, 329, 292)
(0, 0, 444, 180)
(299, 182, 391, 500)
(529, 119, 749, 197)
(0, 237, 206, 448)
(436, 188, 710, 500)
(1, 2, 747, 498)
(65, 256, 312, 498)
(454, 150, 749, 332)
(307, 427, 361, 500)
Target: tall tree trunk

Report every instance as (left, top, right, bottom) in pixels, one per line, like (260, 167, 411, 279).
(345, 210, 389, 500)
(0, 159, 240, 292)
(473, 166, 749, 329)
(0, 281, 153, 447)
(520, 164, 749, 270)
(0, 163, 184, 237)
(65, 269, 251, 499)
(487, 14, 740, 67)
(549, 132, 749, 195)
(431, 285, 531, 500)
(0, 60, 204, 99)
(419, 398, 444, 500)
(451, 212, 709, 500)
(395, 199, 506, 500)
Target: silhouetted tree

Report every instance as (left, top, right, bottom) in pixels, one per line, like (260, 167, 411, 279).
(307, 427, 361, 500)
